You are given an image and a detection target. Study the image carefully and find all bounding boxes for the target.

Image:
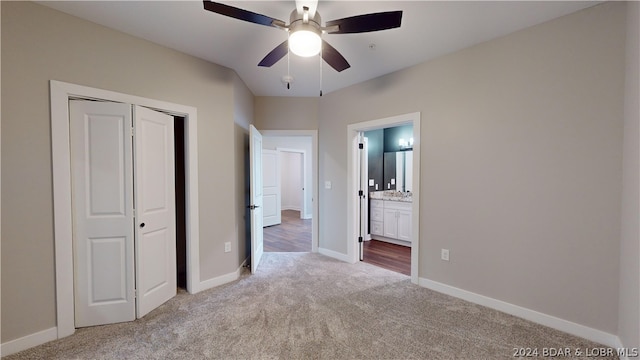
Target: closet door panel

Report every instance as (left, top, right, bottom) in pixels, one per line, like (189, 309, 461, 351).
(134, 105, 176, 318)
(70, 100, 135, 328)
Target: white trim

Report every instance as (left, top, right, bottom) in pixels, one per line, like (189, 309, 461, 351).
(346, 112, 421, 285)
(198, 259, 248, 292)
(613, 337, 631, 360)
(318, 247, 353, 263)
(260, 130, 319, 253)
(50, 80, 201, 338)
(0, 327, 57, 357)
(419, 277, 621, 348)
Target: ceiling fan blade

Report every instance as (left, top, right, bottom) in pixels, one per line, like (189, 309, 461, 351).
(322, 40, 350, 72)
(203, 1, 285, 28)
(325, 11, 403, 34)
(258, 40, 289, 67)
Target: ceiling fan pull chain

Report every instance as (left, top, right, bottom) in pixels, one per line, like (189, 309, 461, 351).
(287, 32, 291, 90)
(319, 44, 323, 97)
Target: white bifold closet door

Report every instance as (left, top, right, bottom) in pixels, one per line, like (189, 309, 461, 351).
(70, 100, 176, 328)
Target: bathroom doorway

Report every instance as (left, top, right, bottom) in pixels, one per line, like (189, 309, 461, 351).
(347, 113, 420, 284)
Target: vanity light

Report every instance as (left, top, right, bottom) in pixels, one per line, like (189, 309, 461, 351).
(398, 138, 413, 149)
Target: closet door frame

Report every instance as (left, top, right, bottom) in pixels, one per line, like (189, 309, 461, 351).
(50, 80, 201, 339)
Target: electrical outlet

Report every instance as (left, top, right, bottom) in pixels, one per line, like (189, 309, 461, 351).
(224, 242, 231, 253)
(441, 249, 450, 261)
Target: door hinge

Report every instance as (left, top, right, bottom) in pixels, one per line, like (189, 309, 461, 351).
(130, 127, 134, 137)
(358, 143, 364, 149)
(358, 190, 364, 197)
(358, 236, 364, 243)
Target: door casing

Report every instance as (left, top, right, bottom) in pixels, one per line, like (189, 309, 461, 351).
(346, 112, 421, 284)
(51, 80, 201, 339)
(261, 130, 319, 253)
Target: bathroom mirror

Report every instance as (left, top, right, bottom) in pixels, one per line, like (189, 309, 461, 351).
(383, 150, 413, 192)
(396, 151, 413, 192)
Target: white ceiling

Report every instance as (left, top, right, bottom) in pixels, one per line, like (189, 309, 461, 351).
(38, 1, 600, 97)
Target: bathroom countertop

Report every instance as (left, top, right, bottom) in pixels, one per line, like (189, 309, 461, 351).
(369, 191, 412, 202)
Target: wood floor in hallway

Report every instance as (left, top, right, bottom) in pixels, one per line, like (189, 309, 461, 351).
(264, 210, 312, 252)
(264, 211, 411, 276)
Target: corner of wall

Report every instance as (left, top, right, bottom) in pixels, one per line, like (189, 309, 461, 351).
(618, 0, 640, 351)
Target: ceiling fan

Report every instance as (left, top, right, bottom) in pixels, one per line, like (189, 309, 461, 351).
(202, 0, 403, 73)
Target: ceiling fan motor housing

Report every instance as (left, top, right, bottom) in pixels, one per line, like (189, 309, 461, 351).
(288, 9, 322, 57)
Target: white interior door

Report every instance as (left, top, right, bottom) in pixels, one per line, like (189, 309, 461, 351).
(356, 132, 367, 260)
(262, 149, 281, 227)
(70, 100, 136, 327)
(134, 105, 176, 318)
(250, 125, 264, 273)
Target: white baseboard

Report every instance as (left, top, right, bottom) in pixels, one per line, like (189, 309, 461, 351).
(0, 327, 57, 357)
(318, 247, 352, 263)
(418, 278, 620, 348)
(282, 206, 302, 212)
(1, 259, 251, 357)
(613, 337, 630, 360)
(198, 258, 248, 292)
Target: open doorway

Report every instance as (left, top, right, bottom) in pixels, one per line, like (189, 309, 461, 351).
(347, 113, 421, 284)
(361, 125, 414, 276)
(260, 131, 318, 253)
(174, 117, 187, 289)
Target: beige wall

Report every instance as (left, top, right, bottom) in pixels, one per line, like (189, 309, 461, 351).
(254, 97, 319, 130)
(619, 1, 640, 350)
(1, 1, 251, 342)
(233, 74, 255, 262)
(314, 2, 625, 333)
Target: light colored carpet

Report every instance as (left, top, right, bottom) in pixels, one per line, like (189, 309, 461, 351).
(5, 253, 616, 359)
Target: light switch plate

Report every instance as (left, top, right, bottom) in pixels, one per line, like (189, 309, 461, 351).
(391, 178, 395, 185)
(369, 179, 374, 186)
(325, 181, 332, 189)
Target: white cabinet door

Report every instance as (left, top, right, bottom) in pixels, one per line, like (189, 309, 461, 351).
(134, 105, 176, 319)
(370, 221, 383, 236)
(70, 100, 136, 328)
(383, 208, 398, 239)
(381, 200, 412, 242)
(397, 209, 412, 242)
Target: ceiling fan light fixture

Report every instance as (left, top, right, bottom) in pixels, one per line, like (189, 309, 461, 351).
(289, 28, 321, 57)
